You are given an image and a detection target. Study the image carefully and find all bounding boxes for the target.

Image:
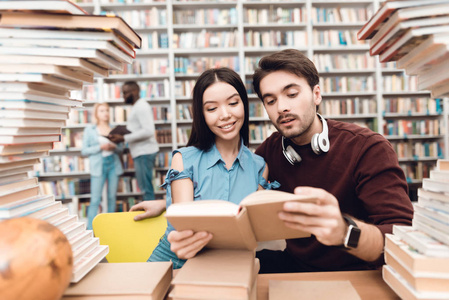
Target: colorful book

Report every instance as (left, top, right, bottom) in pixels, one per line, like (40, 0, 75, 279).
(0, 12, 141, 49)
(0, 73, 83, 90)
(0, 0, 88, 15)
(0, 91, 82, 107)
(357, 0, 449, 40)
(379, 25, 449, 62)
(0, 28, 135, 58)
(0, 194, 55, 219)
(0, 63, 94, 83)
(0, 38, 134, 64)
(393, 225, 449, 257)
(0, 46, 123, 71)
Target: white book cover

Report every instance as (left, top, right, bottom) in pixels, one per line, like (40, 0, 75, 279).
(393, 225, 449, 257)
(413, 216, 449, 245)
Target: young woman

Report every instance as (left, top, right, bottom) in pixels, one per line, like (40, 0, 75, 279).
(131, 67, 278, 268)
(82, 103, 124, 230)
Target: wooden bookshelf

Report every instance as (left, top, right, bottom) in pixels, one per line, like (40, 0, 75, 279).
(51, 0, 447, 207)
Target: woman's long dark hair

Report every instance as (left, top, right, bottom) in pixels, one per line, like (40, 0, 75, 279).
(187, 67, 249, 151)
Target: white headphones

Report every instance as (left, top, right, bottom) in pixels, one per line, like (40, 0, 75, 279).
(282, 113, 330, 165)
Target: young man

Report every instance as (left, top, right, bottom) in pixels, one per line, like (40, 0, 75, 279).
(134, 50, 413, 272)
(109, 81, 159, 200)
(251, 49, 413, 272)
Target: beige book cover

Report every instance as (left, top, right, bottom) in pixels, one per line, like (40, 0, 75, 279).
(63, 262, 172, 300)
(166, 190, 315, 250)
(385, 249, 449, 293)
(170, 249, 257, 300)
(382, 265, 449, 300)
(385, 234, 449, 274)
(269, 280, 361, 300)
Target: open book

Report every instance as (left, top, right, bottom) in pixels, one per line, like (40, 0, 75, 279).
(109, 125, 131, 136)
(165, 190, 316, 250)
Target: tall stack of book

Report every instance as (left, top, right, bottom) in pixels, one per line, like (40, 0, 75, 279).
(357, 0, 449, 98)
(381, 159, 449, 300)
(0, 0, 140, 283)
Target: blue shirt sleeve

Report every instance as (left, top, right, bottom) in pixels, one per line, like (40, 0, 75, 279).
(253, 152, 280, 190)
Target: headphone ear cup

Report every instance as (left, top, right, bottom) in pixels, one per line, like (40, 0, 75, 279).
(311, 133, 321, 155)
(318, 133, 330, 153)
(284, 145, 302, 165)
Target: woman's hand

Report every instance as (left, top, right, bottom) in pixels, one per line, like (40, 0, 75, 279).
(129, 200, 166, 221)
(167, 230, 213, 259)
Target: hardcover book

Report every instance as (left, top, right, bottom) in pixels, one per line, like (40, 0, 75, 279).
(170, 249, 257, 300)
(0, 12, 141, 49)
(385, 249, 449, 293)
(392, 225, 449, 257)
(357, 0, 449, 40)
(383, 265, 449, 300)
(166, 190, 315, 250)
(385, 234, 449, 274)
(63, 262, 173, 299)
(0, 0, 88, 15)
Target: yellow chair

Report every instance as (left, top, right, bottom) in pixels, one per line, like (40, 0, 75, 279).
(92, 211, 167, 263)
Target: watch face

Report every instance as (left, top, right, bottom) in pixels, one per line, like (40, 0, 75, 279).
(346, 225, 361, 248)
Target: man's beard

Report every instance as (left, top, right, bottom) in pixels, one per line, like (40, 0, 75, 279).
(125, 95, 134, 104)
(275, 113, 314, 141)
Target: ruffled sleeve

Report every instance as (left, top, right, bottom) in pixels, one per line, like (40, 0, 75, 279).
(257, 163, 280, 190)
(161, 168, 192, 188)
(161, 166, 194, 207)
(259, 176, 280, 190)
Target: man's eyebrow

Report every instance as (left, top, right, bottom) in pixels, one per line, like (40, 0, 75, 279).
(261, 83, 300, 101)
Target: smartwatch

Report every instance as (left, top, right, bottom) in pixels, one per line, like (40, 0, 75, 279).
(343, 215, 361, 249)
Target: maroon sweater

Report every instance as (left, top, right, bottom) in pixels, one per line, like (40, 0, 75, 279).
(255, 119, 413, 271)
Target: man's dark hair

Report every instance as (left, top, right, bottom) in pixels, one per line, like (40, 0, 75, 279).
(122, 80, 140, 93)
(187, 67, 249, 151)
(252, 49, 320, 101)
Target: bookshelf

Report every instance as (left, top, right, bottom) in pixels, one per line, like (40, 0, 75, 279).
(63, 0, 447, 205)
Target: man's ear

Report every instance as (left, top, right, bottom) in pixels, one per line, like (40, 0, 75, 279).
(312, 85, 322, 106)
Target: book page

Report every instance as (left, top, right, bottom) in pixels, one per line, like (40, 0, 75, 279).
(240, 190, 316, 206)
(166, 200, 240, 217)
(241, 190, 315, 241)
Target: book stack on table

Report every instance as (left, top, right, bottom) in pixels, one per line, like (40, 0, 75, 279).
(382, 159, 449, 300)
(0, 0, 140, 284)
(164, 189, 316, 300)
(357, 0, 449, 98)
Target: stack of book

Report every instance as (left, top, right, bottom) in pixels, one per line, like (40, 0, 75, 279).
(382, 159, 449, 300)
(357, 0, 449, 98)
(164, 190, 315, 300)
(0, 0, 140, 283)
(169, 249, 259, 300)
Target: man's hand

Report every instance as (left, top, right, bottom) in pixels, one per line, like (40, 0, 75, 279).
(129, 200, 166, 221)
(108, 134, 125, 144)
(279, 186, 384, 262)
(279, 187, 347, 246)
(167, 230, 213, 259)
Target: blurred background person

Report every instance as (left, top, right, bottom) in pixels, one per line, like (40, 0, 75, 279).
(109, 81, 159, 201)
(82, 102, 124, 230)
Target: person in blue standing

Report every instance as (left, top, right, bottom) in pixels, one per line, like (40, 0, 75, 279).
(82, 102, 124, 230)
(130, 67, 278, 268)
(109, 81, 159, 201)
